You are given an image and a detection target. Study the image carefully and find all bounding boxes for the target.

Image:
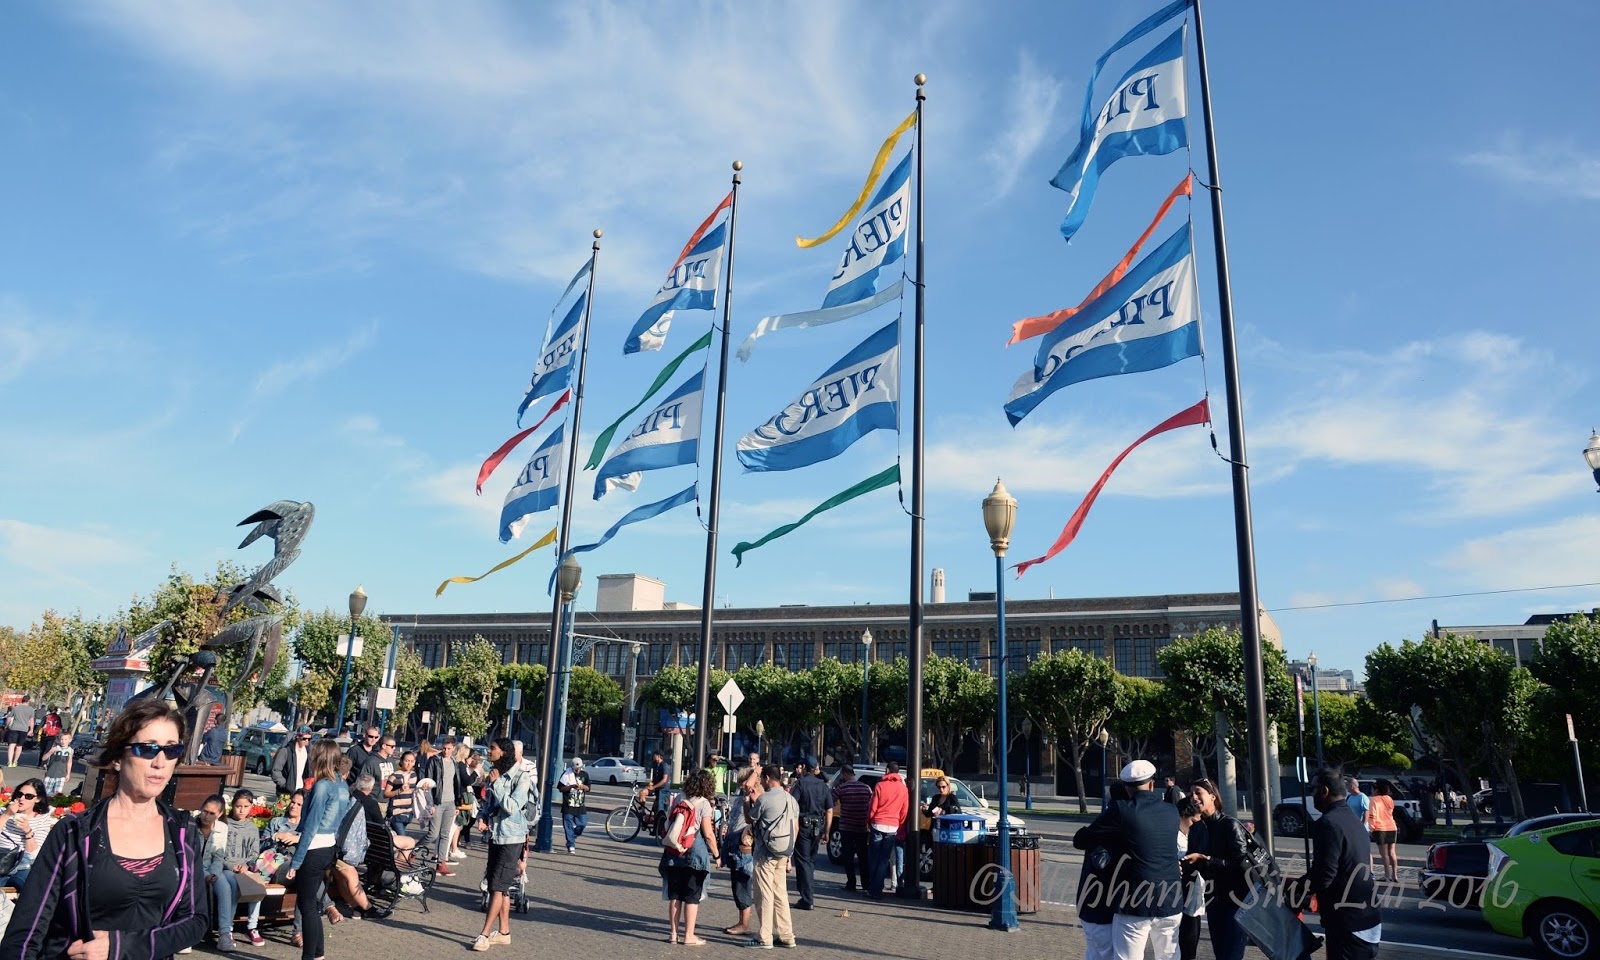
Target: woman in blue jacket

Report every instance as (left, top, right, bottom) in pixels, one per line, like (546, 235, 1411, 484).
(284, 740, 351, 960)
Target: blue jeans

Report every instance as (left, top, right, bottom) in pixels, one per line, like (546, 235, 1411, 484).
(209, 868, 262, 935)
(1206, 900, 1248, 960)
(563, 812, 588, 848)
(389, 814, 413, 837)
(867, 829, 897, 896)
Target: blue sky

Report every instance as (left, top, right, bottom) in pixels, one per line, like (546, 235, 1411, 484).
(3, 1, 1599, 681)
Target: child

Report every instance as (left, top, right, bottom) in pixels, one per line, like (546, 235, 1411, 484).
(224, 789, 266, 947)
(41, 734, 73, 797)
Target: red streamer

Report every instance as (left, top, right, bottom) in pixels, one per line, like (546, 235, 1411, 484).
(475, 390, 570, 494)
(1013, 398, 1210, 577)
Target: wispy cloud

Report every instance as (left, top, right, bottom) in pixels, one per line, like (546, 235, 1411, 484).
(1440, 515, 1600, 590)
(0, 300, 48, 383)
(251, 320, 378, 397)
(0, 518, 150, 574)
(982, 51, 1063, 198)
(1459, 134, 1600, 201)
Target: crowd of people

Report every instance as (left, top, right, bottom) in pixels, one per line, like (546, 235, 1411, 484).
(1074, 760, 1382, 960)
(0, 702, 1384, 960)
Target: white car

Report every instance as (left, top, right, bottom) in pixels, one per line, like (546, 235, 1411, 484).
(588, 756, 647, 785)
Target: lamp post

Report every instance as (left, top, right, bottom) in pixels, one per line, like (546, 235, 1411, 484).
(1585, 429, 1600, 491)
(1308, 651, 1325, 770)
(1097, 728, 1111, 808)
(860, 628, 874, 764)
(983, 478, 1019, 932)
(1022, 717, 1034, 812)
(334, 585, 367, 736)
(536, 555, 582, 853)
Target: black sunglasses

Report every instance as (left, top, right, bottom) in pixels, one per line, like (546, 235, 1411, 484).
(16, 792, 37, 800)
(128, 742, 185, 760)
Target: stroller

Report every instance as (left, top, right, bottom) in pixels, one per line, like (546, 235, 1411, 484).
(478, 843, 530, 915)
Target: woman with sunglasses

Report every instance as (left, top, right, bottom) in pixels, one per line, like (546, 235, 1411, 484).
(0, 698, 209, 960)
(921, 778, 962, 819)
(283, 739, 351, 960)
(0, 777, 52, 888)
(1181, 778, 1257, 960)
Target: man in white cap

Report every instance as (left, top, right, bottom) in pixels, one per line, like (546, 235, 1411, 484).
(1076, 759, 1183, 960)
(557, 756, 592, 853)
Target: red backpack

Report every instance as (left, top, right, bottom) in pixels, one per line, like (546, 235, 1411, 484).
(662, 797, 700, 855)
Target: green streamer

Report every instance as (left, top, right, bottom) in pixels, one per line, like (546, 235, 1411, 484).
(585, 330, 713, 469)
(731, 464, 901, 567)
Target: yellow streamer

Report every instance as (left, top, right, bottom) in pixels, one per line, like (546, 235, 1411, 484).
(435, 527, 558, 597)
(795, 110, 917, 249)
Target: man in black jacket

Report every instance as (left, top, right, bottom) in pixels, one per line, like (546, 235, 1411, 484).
(1308, 769, 1381, 960)
(270, 726, 313, 796)
(1077, 760, 1183, 960)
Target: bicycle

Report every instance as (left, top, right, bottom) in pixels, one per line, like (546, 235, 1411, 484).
(605, 792, 667, 842)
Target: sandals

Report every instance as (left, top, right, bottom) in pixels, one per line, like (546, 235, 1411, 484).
(724, 927, 749, 936)
(325, 906, 345, 924)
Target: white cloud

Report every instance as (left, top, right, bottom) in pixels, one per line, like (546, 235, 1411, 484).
(252, 320, 378, 397)
(0, 519, 150, 573)
(1460, 135, 1600, 200)
(982, 51, 1063, 198)
(1439, 515, 1600, 591)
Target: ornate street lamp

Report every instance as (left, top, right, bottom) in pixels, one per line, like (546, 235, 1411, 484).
(1021, 716, 1034, 812)
(1585, 429, 1600, 491)
(334, 585, 367, 735)
(982, 478, 1019, 932)
(536, 555, 582, 852)
(1097, 727, 1111, 807)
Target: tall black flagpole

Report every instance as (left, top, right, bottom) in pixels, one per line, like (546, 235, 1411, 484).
(1191, 0, 1274, 852)
(694, 162, 742, 770)
(534, 229, 601, 853)
(901, 73, 928, 900)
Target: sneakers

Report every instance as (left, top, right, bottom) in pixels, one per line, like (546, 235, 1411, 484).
(401, 877, 426, 896)
(247, 930, 266, 946)
(488, 931, 512, 946)
(471, 935, 491, 952)
(436, 864, 456, 877)
(741, 940, 773, 950)
(449, 852, 466, 862)
(177, 950, 193, 955)
(566, 845, 576, 854)
(778, 941, 798, 949)
(217, 933, 237, 953)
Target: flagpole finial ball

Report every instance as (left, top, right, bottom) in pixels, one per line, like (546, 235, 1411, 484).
(732, 160, 743, 172)
(593, 228, 603, 239)
(915, 73, 926, 86)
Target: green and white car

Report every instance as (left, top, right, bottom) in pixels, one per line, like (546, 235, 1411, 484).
(1483, 815, 1600, 959)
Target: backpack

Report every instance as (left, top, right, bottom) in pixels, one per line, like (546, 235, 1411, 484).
(42, 714, 61, 737)
(662, 798, 700, 855)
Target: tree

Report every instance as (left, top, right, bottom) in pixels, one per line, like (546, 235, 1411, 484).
(1531, 614, 1600, 782)
(291, 671, 334, 729)
(638, 663, 730, 747)
(921, 656, 995, 773)
(1014, 649, 1121, 813)
(1157, 627, 1294, 785)
(1276, 692, 1411, 773)
(565, 666, 624, 751)
(810, 658, 867, 761)
(442, 637, 501, 740)
(1367, 633, 1540, 822)
(735, 663, 816, 760)
(293, 609, 404, 727)
(1106, 675, 1166, 763)
(486, 664, 547, 737)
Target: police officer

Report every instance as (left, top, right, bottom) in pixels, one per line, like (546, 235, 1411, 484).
(787, 757, 833, 911)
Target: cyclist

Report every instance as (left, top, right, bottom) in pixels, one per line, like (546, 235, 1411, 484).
(644, 748, 672, 829)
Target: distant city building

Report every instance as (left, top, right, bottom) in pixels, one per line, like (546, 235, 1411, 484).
(1430, 611, 1597, 668)
(1286, 660, 1362, 695)
(391, 581, 1282, 685)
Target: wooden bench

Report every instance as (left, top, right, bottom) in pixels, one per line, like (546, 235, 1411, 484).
(361, 821, 439, 913)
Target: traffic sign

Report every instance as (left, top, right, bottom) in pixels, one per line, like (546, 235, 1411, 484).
(717, 678, 744, 715)
(722, 714, 737, 734)
(1569, 713, 1578, 743)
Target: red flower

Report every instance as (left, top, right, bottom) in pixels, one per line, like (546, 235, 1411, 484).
(70, 802, 86, 814)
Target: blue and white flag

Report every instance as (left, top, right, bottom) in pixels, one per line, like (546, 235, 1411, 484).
(1006, 222, 1201, 426)
(518, 293, 587, 425)
(737, 318, 900, 472)
(736, 153, 911, 361)
(1050, 25, 1189, 242)
(498, 425, 565, 543)
(592, 369, 705, 499)
(624, 223, 727, 354)
(547, 484, 698, 594)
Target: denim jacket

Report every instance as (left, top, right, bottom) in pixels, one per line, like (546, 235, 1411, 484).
(291, 777, 351, 870)
(484, 766, 530, 845)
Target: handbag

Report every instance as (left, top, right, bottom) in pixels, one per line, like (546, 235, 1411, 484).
(235, 870, 269, 904)
(0, 845, 23, 878)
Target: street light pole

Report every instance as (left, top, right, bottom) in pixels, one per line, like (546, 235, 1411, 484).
(1584, 429, 1600, 491)
(1097, 728, 1110, 809)
(1308, 651, 1325, 770)
(860, 629, 873, 765)
(1022, 717, 1033, 812)
(536, 556, 582, 853)
(334, 586, 366, 735)
(983, 479, 1019, 932)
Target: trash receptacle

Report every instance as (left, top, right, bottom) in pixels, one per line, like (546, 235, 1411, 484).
(932, 815, 987, 910)
(992, 834, 1041, 914)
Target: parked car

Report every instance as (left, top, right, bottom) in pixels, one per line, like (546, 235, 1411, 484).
(1421, 812, 1600, 907)
(588, 756, 647, 785)
(824, 766, 1027, 881)
(237, 726, 289, 775)
(1484, 817, 1600, 959)
(1272, 778, 1428, 843)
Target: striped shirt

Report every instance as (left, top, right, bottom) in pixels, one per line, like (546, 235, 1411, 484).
(831, 779, 872, 832)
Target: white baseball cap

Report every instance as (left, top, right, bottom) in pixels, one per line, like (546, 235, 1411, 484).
(1119, 760, 1157, 785)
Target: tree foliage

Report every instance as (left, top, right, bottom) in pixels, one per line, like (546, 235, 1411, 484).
(1014, 649, 1121, 812)
(442, 637, 501, 739)
(1157, 627, 1294, 755)
(921, 656, 995, 773)
(1278, 691, 1411, 772)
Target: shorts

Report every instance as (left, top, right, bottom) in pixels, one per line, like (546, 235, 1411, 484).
(663, 864, 708, 903)
(1370, 830, 1397, 845)
(5, 731, 26, 746)
(485, 842, 523, 894)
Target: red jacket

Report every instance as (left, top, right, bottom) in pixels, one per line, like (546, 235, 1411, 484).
(867, 772, 909, 830)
